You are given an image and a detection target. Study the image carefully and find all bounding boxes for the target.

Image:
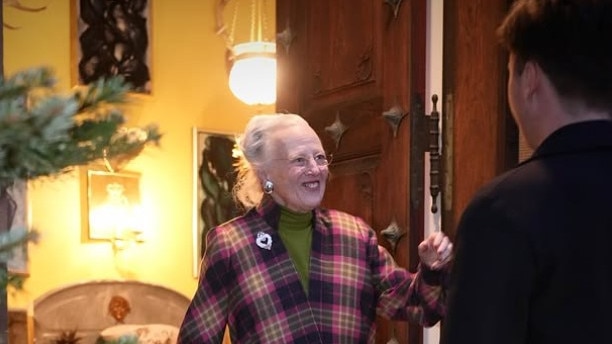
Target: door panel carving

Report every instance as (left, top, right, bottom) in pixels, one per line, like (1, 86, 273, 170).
(323, 156, 378, 224)
(306, 97, 383, 160)
(305, 1, 378, 97)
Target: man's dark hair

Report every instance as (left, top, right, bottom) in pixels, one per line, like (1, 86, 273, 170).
(497, 0, 612, 111)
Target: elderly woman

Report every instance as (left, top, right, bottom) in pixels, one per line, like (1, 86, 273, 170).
(178, 113, 452, 343)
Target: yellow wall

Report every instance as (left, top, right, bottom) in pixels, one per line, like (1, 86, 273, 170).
(3, 0, 274, 310)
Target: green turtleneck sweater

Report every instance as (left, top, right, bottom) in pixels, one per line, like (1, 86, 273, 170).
(278, 207, 313, 294)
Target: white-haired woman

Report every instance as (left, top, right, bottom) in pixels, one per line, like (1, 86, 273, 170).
(179, 113, 452, 343)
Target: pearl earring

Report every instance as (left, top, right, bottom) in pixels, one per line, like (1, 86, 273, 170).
(263, 180, 274, 194)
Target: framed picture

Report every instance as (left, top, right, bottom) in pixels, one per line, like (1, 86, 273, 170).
(71, 0, 153, 94)
(7, 180, 30, 275)
(81, 169, 142, 241)
(192, 128, 242, 277)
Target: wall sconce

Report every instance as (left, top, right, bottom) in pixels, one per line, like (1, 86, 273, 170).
(83, 169, 146, 251)
(216, 0, 276, 106)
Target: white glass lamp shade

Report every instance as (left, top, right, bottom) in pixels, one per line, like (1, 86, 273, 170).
(228, 41, 277, 105)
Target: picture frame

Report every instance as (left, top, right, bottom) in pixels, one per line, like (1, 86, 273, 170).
(192, 128, 241, 277)
(71, 0, 153, 94)
(7, 180, 30, 276)
(80, 169, 142, 241)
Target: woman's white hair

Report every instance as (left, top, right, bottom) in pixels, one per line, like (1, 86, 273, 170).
(233, 113, 308, 209)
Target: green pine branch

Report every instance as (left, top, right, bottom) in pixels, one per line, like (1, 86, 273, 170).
(0, 67, 162, 187)
(0, 66, 163, 289)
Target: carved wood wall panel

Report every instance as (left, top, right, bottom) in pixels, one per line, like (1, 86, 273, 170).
(304, 97, 383, 161)
(323, 156, 378, 225)
(304, 1, 378, 99)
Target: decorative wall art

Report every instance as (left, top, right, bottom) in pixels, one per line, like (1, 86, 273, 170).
(81, 169, 142, 241)
(192, 128, 242, 277)
(72, 0, 152, 94)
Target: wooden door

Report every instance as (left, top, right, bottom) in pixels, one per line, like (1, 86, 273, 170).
(441, 0, 516, 237)
(276, 1, 427, 343)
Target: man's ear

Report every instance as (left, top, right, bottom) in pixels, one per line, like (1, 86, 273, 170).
(522, 60, 540, 101)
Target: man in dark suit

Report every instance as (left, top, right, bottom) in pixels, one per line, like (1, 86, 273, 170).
(442, 1, 612, 343)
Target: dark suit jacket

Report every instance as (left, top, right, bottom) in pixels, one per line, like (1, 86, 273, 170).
(442, 120, 612, 344)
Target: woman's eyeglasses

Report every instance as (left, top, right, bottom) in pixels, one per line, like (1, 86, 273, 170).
(283, 153, 333, 168)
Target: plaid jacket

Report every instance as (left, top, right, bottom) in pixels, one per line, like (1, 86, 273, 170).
(178, 196, 447, 343)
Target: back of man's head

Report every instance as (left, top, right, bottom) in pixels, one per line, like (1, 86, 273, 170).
(497, 0, 612, 112)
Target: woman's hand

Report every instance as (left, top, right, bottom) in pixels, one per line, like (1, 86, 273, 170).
(418, 232, 453, 270)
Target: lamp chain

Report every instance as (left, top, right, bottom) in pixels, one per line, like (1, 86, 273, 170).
(261, 0, 270, 41)
(252, 0, 270, 42)
(229, 0, 239, 47)
(218, 0, 272, 49)
(250, 0, 256, 41)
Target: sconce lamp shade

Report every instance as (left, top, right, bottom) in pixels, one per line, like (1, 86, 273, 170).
(89, 181, 145, 245)
(228, 41, 277, 106)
